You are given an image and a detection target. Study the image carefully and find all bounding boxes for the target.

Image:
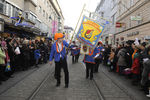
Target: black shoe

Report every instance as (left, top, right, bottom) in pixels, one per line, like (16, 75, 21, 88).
(36, 65, 39, 68)
(65, 84, 68, 88)
(1, 77, 8, 81)
(86, 76, 89, 79)
(10, 76, 14, 78)
(56, 83, 60, 87)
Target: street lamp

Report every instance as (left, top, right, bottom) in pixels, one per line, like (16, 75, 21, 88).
(0, 18, 4, 33)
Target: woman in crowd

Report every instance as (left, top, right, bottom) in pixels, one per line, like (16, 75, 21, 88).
(117, 46, 127, 75)
(141, 46, 150, 97)
(108, 48, 115, 72)
(0, 38, 7, 84)
(22, 40, 30, 70)
(34, 45, 41, 67)
(131, 43, 141, 85)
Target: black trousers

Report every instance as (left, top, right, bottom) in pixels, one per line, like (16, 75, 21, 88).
(55, 58, 69, 85)
(0, 65, 7, 81)
(72, 56, 75, 63)
(75, 54, 80, 62)
(94, 59, 101, 72)
(86, 63, 94, 79)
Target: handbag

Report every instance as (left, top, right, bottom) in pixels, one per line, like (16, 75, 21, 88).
(15, 47, 21, 55)
(5, 62, 11, 72)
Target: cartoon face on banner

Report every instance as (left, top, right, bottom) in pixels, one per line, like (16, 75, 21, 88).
(80, 43, 89, 55)
(77, 16, 104, 48)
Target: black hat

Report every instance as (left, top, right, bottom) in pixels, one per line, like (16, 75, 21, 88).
(126, 40, 134, 45)
(141, 42, 147, 47)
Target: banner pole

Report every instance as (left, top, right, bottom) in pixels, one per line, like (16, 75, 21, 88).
(66, 4, 86, 55)
(71, 4, 86, 41)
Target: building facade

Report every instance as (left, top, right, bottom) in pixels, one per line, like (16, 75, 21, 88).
(115, 0, 150, 44)
(95, 0, 118, 45)
(64, 25, 73, 41)
(0, 0, 64, 38)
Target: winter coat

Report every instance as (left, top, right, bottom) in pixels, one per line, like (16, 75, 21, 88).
(34, 49, 40, 60)
(125, 46, 133, 68)
(141, 59, 150, 85)
(117, 48, 127, 67)
(22, 45, 30, 60)
(131, 53, 140, 74)
(0, 47, 6, 65)
(109, 51, 115, 61)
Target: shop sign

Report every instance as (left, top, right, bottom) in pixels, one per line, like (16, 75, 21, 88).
(116, 22, 125, 28)
(116, 22, 122, 27)
(127, 31, 139, 37)
(144, 36, 150, 40)
(131, 16, 142, 21)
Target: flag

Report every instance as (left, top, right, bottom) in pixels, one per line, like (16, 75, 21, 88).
(76, 16, 104, 48)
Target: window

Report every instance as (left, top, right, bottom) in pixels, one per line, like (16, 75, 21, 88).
(39, 6, 41, 13)
(44, 0, 46, 4)
(46, 13, 48, 19)
(27, 12, 36, 23)
(14, 8, 19, 17)
(137, 14, 142, 25)
(130, 0, 134, 7)
(101, 12, 104, 17)
(0, 0, 4, 14)
(111, 13, 115, 25)
(47, 1, 49, 7)
(6, 3, 10, 16)
(43, 10, 45, 17)
(112, 0, 116, 8)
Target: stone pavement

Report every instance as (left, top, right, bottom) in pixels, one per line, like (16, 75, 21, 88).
(32, 58, 101, 100)
(0, 56, 148, 100)
(0, 64, 53, 100)
(99, 65, 150, 100)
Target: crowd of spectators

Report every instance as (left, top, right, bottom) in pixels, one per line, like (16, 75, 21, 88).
(0, 36, 52, 85)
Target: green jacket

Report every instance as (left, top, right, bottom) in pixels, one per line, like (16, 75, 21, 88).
(0, 47, 6, 65)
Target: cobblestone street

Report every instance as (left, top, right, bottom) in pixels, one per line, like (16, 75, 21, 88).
(0, 56, 149, 100)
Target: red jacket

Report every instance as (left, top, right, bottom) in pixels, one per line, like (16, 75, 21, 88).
(131, 58, 140, 74)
